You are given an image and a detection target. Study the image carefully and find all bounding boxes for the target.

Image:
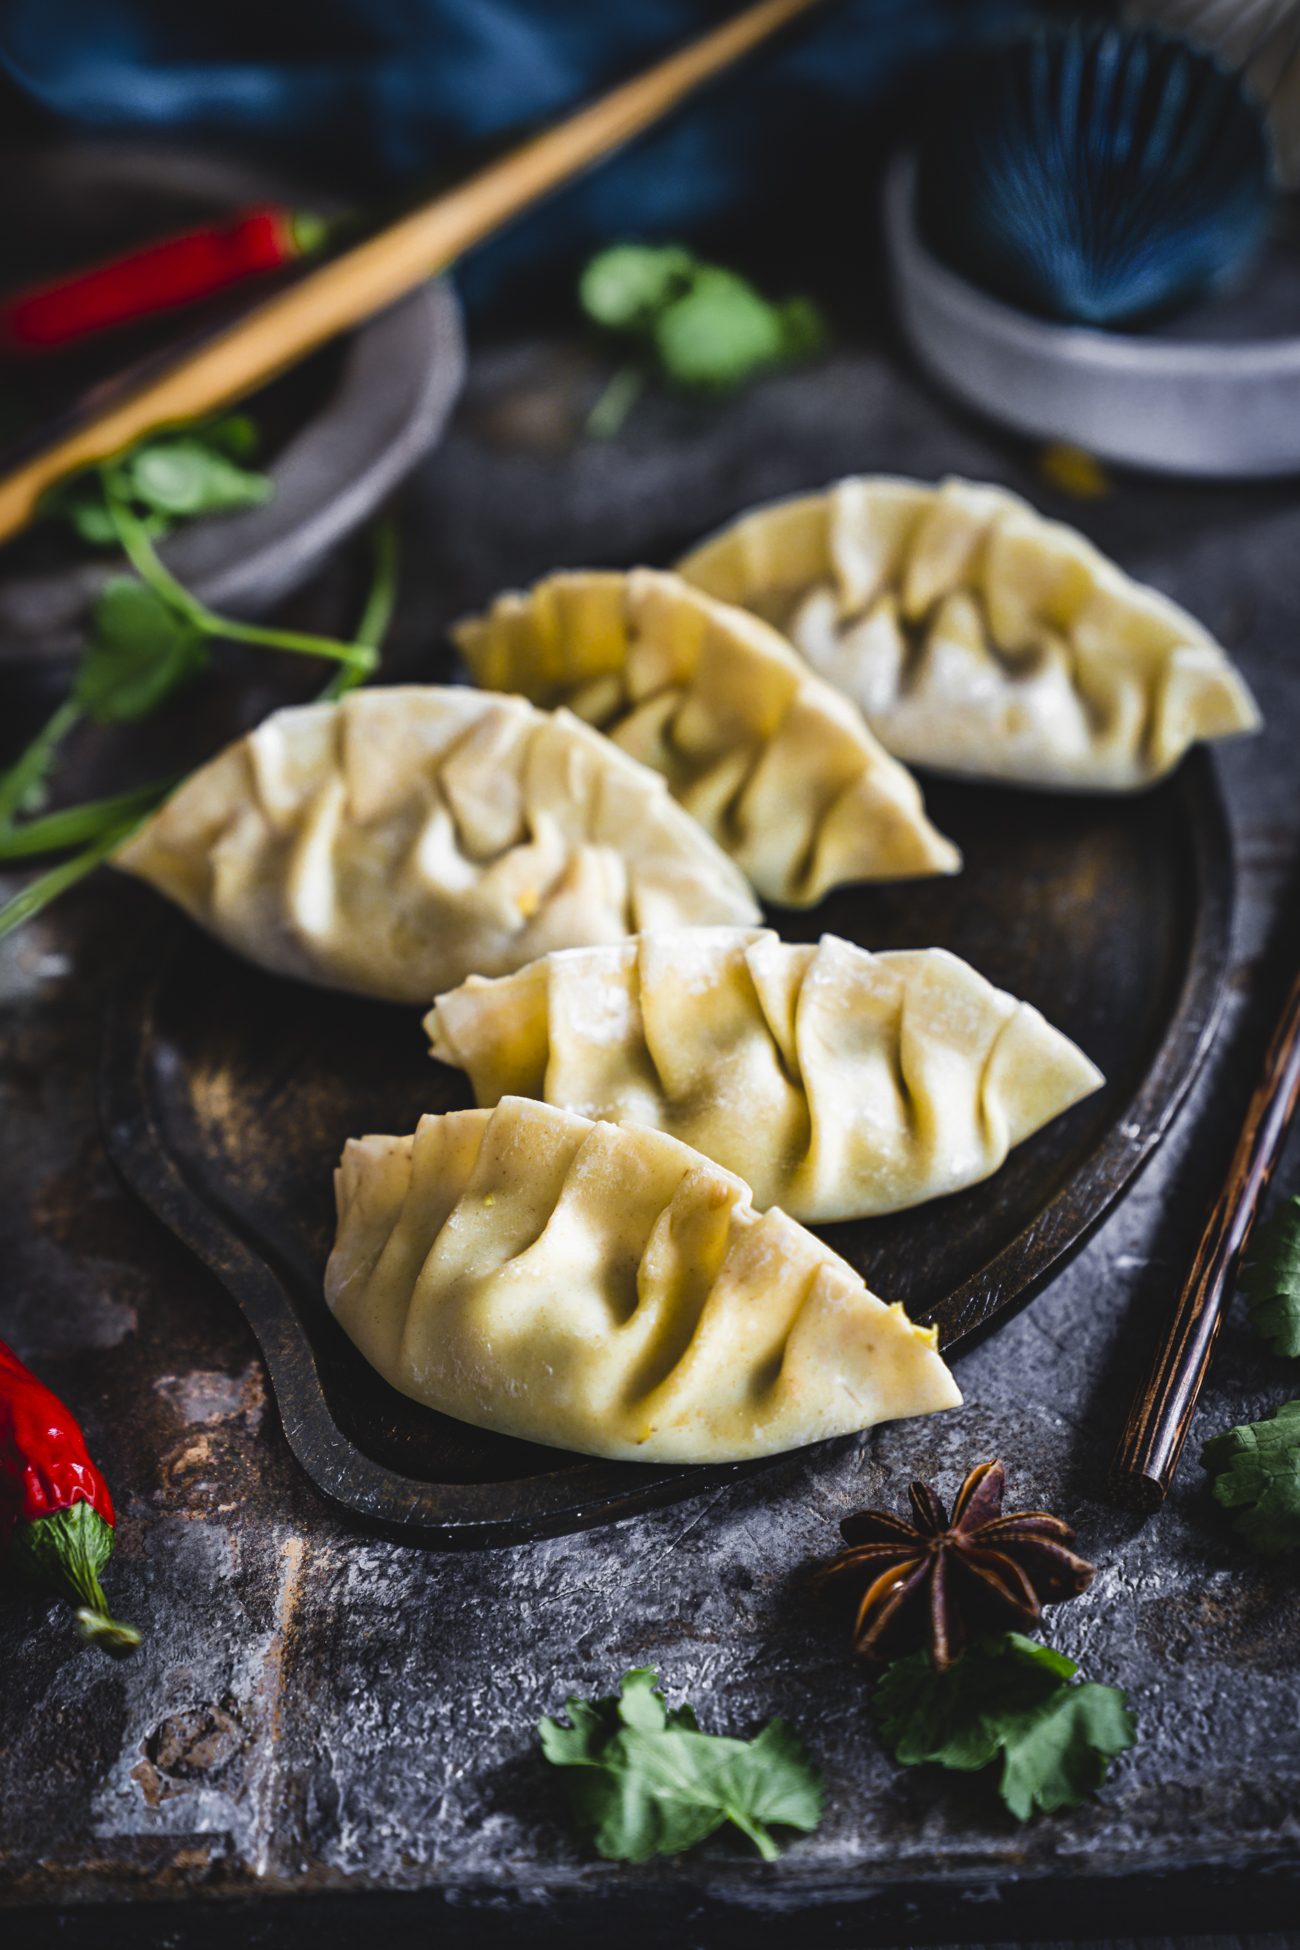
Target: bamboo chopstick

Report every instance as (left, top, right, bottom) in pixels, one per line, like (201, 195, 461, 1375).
(0, 0, 825, 544)
(1110, 966, 1300, 1511)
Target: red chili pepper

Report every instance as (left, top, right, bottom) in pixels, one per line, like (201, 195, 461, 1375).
(0, 205, 328, 356)
(0, 1336, 140, 1653)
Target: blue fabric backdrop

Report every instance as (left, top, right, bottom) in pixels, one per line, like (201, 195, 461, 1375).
(0, 1, 1025, 301)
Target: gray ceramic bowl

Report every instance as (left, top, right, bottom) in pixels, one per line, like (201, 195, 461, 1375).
(884, 151, 1300, 479)
(0, 146, 466, 664)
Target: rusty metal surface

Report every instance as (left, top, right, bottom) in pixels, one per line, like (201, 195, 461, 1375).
(1, 334, 1299, 1936)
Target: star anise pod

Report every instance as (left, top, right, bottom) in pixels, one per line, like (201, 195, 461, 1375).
(815, 1460, 1095, 1668)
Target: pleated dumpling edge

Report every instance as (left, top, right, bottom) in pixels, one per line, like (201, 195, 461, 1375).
(453, 566, 960, 905)
(112, 686, 760, 1003)
(325, 1096, 960, 1464)
(425, 929, 1104, 1223)
(678, 474, 1259, 791)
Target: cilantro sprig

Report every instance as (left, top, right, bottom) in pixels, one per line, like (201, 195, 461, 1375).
(0, 434, 398, 940)
(539, 1667, 823, 1863)
(45, 414, 269, 545)
(1242, 1196, 1300, 1358)
(579, 244, 825, 438)
(1194, 1197, 1300, 1554)
(871, 1633, 1136, 1822)
(1202, 1399, 1300, 1555)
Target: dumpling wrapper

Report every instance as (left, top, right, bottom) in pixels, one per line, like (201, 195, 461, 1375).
(453, 567, 959, 905)
(113, 686, 759, 1003)
(678, 475, 1260, 791)
(325, 1095, 960, 1462)
(426, 929, 1104, 1223)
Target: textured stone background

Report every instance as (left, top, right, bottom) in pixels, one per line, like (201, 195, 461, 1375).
(1, 331, 1298, 1943)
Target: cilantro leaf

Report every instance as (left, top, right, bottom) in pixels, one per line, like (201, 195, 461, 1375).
(578, 244, 826, 425)
(997, 1679, 1137, 1820)
(579, 244, 698, 330)
(872, 1633, 1135, 1822)
(539, 1667, 823, 1863)
(74, 578, 209, 723)
(48, 482, 121, 546)
(776, 296, 826, 361)
(654, 280, 826, 393)
(652, 268, 791, 392)
(1242, 1196, 1300, 1357)
(198, 413, 260, 461)
(41, 416, 270, 549)
(41, 467, 160, 545)
(124, 437, 271, 519)
(1202, 1399, 1300, 1554)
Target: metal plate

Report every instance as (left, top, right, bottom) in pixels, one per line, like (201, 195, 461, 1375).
(98, 750, 1233, 1545)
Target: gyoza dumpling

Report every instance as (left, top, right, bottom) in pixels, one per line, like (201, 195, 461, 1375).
(425, 929, 1103, 1222)
(678, 476, 1260, 791)
(453, 568, 959, 905)
(326, 1095, 959, 1461)
(114, 687, 759, 1003)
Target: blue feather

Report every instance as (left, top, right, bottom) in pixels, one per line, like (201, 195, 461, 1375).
(915, 24, 1274, 327)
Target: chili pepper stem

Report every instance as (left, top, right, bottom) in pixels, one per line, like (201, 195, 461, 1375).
(75, 1606, 144, 1654)
(288, 211, 331, 257)
(9, 1500, 140, 1656)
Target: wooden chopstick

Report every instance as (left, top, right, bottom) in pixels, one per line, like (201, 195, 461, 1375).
(1110, 966, 1300, 1511)
(0, 0, 825, 544)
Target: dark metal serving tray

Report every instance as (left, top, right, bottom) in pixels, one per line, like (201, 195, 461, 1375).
(99, 752, 1233, 1545)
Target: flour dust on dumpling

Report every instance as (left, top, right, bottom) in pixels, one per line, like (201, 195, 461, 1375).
(114, 687, 759, 1003)
(425, 929, 1103, 1223)
(678, 475, 1259, 791)
(453, 567, 959, 906)
(326, 1096, 960, 1463)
